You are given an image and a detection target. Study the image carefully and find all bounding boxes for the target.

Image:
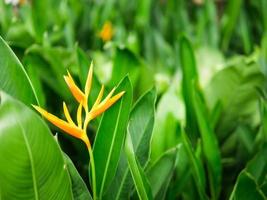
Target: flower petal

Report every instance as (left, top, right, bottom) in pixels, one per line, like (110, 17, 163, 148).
(85, 62, 93, 98)
(32, 105, 83, 139)
(63, 102, 75, 126)
(64, 72, 85, 105)
(98, 87, 116, 107)
(89, 91, 125, 119)
(77, 103, 83, 129)
(92, 85, 105, 109)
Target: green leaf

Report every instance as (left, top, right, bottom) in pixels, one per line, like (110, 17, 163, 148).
(221, 0, 243, 50)
(0, 91, 72, 199)
(93, 76, 133, 198)
(179, 36, 199, 143)
(23, 55, 46, 107)
(230, 172, 266, 200)
(181, 130, 207, 200)
(110, 48, 141, 89)
(206, 60, 264, 141)
(104, 88, 156, 199)
(75, 46, 102, 104)
(64, 154, 92, 200)
(0, 36, 38, 106)
(150, 88, 182, 162)
(230, 145, 267, 200)
(146, 146, 180, 200)
(125, 133, 153, 200)
(192, 86, 222, 199)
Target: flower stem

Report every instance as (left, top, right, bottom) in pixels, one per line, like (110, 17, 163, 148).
(83, 135, 97, 200)
(88, 146, 97, 200)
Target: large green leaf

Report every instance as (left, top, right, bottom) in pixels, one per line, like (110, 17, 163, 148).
(93, 76, 133, 198)
(0, 91, 72, 199)
(0, 36, 38, 106)
(64, 154, 92, 200)
(146, 146, 179, 200)
(104, 88, 156, 199)
(125, 133, 153, 200)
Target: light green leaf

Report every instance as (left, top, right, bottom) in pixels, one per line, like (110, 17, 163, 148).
(93, 76, 133, 198)
(0, 36, 38, 106)
(0, 91, 72, 199)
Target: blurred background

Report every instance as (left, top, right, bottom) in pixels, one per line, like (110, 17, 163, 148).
(1, 0, 267, 199)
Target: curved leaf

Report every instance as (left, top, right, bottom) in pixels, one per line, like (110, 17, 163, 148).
(93, 76, 133, 198)
(0, 36, 38, 105)
(104, 88, 156, 199)
(146, 146, 180, 200)
(0, 92, 72, 199)
(125, 133, 153, 200)
(179, 36, 199, 143)
(64, 154, 92, 200)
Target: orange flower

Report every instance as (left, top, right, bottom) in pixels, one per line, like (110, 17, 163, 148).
(33, 62, 124, 149)
(99, 21, 114, 42)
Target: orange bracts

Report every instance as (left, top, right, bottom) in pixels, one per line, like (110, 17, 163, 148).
(33, 62, 124, 150)
(99, 21, 113, 42)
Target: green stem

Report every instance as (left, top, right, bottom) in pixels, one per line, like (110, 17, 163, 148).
(88, 146, 97, 200)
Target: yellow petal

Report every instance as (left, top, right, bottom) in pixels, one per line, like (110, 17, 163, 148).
(98, 87, 116, 107)
(89, 91, 125, 119)
(64, 72, 85, 105)
(77, 103, 83, 129)
(92, 85, 105, 109)
(99, 21, 113, 42)
(63, 102, 75, 126)
(32, 105, 83, 139)
(85, 62, 93, 97)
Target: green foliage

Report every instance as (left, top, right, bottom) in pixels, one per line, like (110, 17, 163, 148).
(0, 36, 38, 106)
(0, 92, 72, 199)
(93, 76, 133, 198)
(1, 1, 267, 200)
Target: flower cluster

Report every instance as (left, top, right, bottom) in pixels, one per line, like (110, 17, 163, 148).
(33, 62, 124, 149)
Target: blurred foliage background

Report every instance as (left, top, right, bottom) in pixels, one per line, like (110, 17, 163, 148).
(1, 0, 267, 199)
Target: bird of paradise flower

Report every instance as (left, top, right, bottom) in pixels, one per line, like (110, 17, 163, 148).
(33, 62, 124, 200)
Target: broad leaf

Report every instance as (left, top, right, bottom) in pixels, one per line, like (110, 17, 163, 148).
(0, 36, 38, 106)
(0, 92, 72, 199)
(93, 76, 133, 198)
